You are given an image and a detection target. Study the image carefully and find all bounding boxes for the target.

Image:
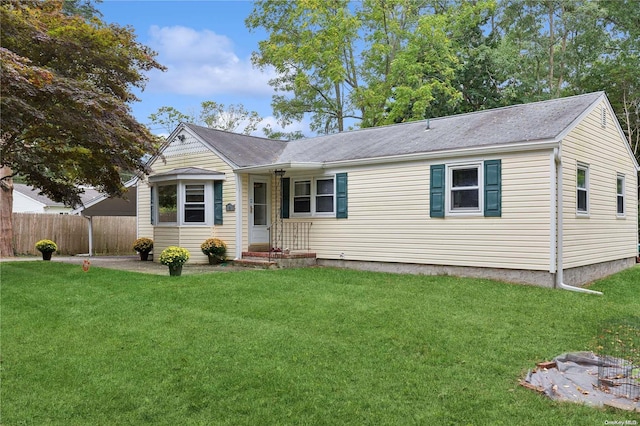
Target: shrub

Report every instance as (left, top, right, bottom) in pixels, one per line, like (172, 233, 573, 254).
(35, 239, 57, 253)
(200, 238, 227, 261)
(159, 246, 190, 267)
(133, 237, 153, 253)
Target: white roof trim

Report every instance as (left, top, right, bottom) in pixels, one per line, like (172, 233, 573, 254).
(149, 172, 227, 183)
(234, 162, 324, 174)
(556, 93, 639, 171)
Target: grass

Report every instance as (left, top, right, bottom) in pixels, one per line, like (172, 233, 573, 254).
(1, 262, 639, 425)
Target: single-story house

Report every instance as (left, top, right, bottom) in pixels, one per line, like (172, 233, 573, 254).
(136, 92, 639, 288)
(13, 183, 102, 214)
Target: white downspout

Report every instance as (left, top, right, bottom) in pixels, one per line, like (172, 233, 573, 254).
(87, 215, 94, 257)
(554, 148, 602, 295)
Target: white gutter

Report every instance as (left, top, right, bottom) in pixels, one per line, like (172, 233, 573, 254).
(553, 147, 602, 295)
(234, 162, 324, 174)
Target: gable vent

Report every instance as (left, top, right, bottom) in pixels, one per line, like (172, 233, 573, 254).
(601, 106, 607, 128)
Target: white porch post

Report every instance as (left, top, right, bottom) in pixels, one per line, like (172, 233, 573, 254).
(235, 174, 243, 260)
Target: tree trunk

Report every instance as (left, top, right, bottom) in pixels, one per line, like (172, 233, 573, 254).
(0, 166, 15, 257)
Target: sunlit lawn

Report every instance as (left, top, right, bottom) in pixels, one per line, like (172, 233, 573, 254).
(2, 262, 639, 425)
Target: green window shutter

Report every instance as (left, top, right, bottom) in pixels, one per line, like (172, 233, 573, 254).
(484, 159, 501, 217)
(150, 185, 155, 225)
(281, 177, 290, 219)
(336, 173, 348, 219)
(214, 181, 223, 225)
(430, 164, 445, 218)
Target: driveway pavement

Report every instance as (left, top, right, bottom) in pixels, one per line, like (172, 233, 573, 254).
(1, 255, 243, 275)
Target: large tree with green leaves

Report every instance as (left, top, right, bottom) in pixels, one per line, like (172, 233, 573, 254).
(246, 0, 362, 134)
(493, 0, 639, 161)
(0, 0, 164, 256)
(248, 0, 502, 131)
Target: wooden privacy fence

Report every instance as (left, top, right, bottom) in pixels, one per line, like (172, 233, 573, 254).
(12, 213, 137, 255)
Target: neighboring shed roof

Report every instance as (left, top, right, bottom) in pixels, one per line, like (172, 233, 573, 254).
(184, 124, 288, 167)
(179, 92, 622, 169)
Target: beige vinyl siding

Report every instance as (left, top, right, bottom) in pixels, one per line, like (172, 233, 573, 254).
(137, 131, 238, 263)
(136, 179, 153, 240)
(561, 101, 638, 269)
(286, 151, 553, 271)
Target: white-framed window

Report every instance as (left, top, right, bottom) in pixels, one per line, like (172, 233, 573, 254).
(616, 174, 625, 216)
(154, 181, 213, 225)
(576, 163, 589, 214)
(184, 184, 205, 223)
(293, 180, 311, 213)
(158, 184, 178, 224)
(316, 178, 335, 213)
(292, 176, 335, 216)
(447, 163, 482, 215)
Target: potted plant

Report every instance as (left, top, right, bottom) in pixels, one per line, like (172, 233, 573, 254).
(35, 239, 57, 260)
(133, 237, 153, 261)
(200, 238, 227, 265)
(159, 246, 190, 276)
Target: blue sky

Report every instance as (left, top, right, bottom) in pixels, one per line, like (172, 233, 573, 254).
(98, 1, 306, 137)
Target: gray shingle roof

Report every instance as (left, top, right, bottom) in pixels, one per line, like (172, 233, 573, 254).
(278, 92, 604, 163)
(184, 124, 288, 167)
(183, 92, 604, 167)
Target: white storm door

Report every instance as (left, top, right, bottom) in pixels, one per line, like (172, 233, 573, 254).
(249, 177, 270, 244)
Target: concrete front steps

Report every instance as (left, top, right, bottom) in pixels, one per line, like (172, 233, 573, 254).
(234, 251, 317, 269)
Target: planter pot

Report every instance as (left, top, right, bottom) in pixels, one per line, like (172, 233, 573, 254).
(139, 252, 150, 261)
(168, 265, 183, 276)
(208, 255, 222, 265)
(42, 252, 53, 261)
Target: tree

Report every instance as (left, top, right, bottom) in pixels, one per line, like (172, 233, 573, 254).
(148, 102, 264, 135)
(0, 0, 165, 256)
(494, 0, 639, 162)
(494, 0, 610, 102)
(248, 0, 499, 131)
(246, 0, 361, 134)
(356, 0, 432, 127)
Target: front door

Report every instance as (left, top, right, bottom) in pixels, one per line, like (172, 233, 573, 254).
(250, 177, 270, 245)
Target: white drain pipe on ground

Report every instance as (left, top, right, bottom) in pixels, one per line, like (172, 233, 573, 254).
(554, 148, 603, 295)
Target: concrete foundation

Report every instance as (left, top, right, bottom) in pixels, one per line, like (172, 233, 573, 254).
(317, 257, 637, 288)
(562, 257, 636, 287)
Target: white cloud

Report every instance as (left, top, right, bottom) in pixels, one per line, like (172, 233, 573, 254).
(145, 25, 275, 96)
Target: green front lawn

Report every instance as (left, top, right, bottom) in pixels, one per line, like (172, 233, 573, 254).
(2, 262, 639, 425)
